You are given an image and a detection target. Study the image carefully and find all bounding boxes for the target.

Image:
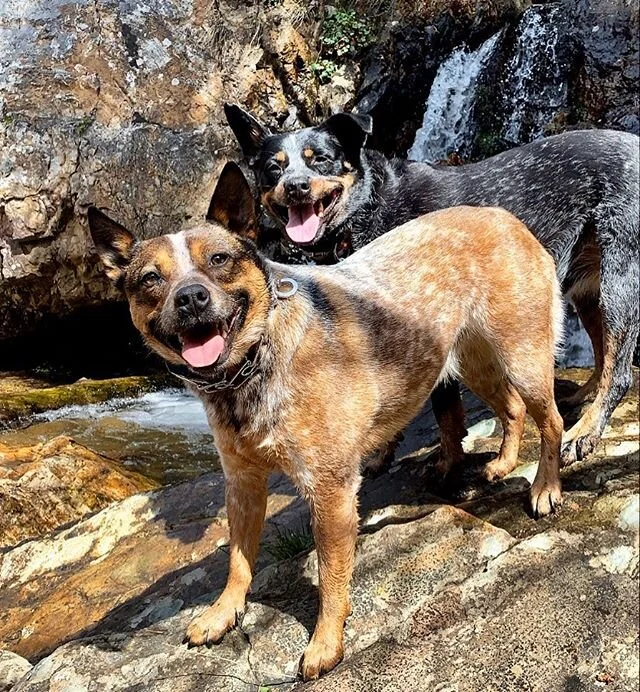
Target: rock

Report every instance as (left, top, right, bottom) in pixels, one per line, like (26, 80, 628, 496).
(570, 0, 640, 133)
(0, 469, 311, 663)
(0, 367, 637, 689)
(302, 527, 639, 692)
(0, 0, 324, 343)
(0, 652, 32, 692)
(9, 506, 515, 692)
(0, 436, 157, 547)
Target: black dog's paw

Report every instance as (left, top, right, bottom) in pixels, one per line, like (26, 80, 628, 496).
(562, 434, 599, 467)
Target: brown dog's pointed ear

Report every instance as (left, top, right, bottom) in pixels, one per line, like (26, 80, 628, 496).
(224, 103, 270, 165)
(207, 162, 258, 240)
(87, 207, 137, 286)
(320, 112, 373, 165)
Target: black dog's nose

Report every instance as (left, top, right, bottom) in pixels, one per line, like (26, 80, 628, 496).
(284, 178, 311, 199)
(174, 284, 210, 317)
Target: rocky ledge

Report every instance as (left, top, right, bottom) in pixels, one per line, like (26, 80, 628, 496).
(0, 368, 638, 691)
(0, 436, 157, 547)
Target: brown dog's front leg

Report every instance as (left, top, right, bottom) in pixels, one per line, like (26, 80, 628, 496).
(185, 459, 268, 646)
(432, 380, 467, 476)
(300, 479, 360, 681)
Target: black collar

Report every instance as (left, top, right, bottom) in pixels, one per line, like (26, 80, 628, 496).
(296, 229, 353, 264)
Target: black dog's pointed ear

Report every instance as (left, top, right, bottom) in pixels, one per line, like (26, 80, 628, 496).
(224, 103, 270, 164)
(207, 162, 258, 241)
(87, 207, 137, 287)
(320, 112, 373, 164)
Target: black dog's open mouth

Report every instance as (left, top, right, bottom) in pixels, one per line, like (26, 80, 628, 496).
(274, 188, 342, 245)
(164, 303, 244, 370)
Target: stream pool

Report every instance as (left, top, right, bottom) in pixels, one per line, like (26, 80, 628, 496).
(0, 389, 217, 485)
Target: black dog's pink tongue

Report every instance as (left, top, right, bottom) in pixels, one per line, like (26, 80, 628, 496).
(286, 203, 320, 243)
(181, 333, 225, 368)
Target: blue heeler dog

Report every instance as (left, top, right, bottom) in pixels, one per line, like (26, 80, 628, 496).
(225, 103, 640, 473)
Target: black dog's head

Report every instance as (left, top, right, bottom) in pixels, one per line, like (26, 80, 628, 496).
(225, 104, 372, 248)
(87, 163, 272, 377)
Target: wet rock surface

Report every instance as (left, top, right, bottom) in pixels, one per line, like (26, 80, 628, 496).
(0, 373, 170, 427)
(0, 368, 637, 690)
(0, 435, 157, 547)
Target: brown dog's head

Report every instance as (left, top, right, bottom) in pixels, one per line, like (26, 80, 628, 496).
(88, 163, 272, 376)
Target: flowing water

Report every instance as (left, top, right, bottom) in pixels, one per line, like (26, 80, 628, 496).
(502, 4, 567, 145)
(408, 31, 503, 162)
(1, 388, 216, 484)
(408, 2, 591, 367)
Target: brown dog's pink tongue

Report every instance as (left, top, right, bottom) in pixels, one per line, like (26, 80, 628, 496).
(181, 334, 225, 368)
(286, 204, 320, 243)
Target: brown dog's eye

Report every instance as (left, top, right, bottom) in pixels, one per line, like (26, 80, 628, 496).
(140, 271, 161, 287)
(210, 253, 229, 267)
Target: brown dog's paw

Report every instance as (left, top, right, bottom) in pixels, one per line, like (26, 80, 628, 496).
(530, 480, 563, 519)
(482, 457, 513, 482)
(299, 636, 344, 681)
(184, 601, 242, 647)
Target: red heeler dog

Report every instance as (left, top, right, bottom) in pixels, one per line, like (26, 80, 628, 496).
(88, 162, 564, 680)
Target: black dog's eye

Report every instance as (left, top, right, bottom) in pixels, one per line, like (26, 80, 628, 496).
(210, 253, 229, 267)
(311, 154, 334, 174)
(266, 162, 282, 178)
(140, 271, 161, 287)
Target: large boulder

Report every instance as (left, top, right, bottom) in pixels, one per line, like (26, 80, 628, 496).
(0, 0, 319, 343)
(0, 435, 157, 547)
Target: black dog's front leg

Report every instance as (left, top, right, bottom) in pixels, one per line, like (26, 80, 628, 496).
(432, 380, 467, 476)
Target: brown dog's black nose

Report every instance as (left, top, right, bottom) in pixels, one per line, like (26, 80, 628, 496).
(175, 284, 210, 317)
(284, 178, 311, 200)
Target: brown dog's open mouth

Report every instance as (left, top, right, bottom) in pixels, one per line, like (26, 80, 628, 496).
(167, 305, 243, 370)
(277, 188, 341, 245)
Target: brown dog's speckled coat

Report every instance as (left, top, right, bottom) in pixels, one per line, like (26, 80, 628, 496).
(88, 163, 564, 680)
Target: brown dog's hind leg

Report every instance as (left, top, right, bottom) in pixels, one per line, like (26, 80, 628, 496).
(469, 378, 527, 482)
(522, 393, 564, 518)
(432, 380, 468, 477)
(300, 478, 360, 681)
(185, 461, 268, 646)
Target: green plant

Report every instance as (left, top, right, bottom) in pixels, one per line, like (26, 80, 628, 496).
(309, 57, 338, 82)
(74, 114, 95, 137)
(265, 522, 314, 561)
(321, 7, 373, 60)
(310, 4, 374, 83)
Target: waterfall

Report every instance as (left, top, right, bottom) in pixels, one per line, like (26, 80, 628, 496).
(502, 4, 568, 145)
(408, 31, 502, 163)
(408, 3, 592, 367)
